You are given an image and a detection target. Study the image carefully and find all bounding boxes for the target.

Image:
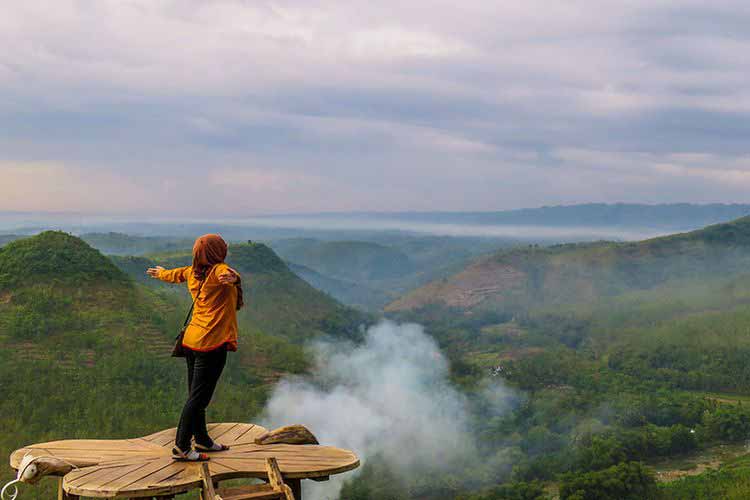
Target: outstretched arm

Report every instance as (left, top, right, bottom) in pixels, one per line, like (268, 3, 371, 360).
(146, 266, 189, 283)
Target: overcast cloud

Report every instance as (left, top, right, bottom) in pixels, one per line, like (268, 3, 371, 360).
(2, 0, 750, 214)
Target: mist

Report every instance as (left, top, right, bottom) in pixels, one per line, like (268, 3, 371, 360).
(236, 216, 669, 242)
(0, 212, 675, 242)
(258, 321, 518, 499)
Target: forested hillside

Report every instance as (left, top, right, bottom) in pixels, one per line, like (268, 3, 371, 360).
(381, 218, 750, 498)
(0, 232, 366, 498)
(388, 215, 750, 313)
(8, 228, 750, 499)
(270, 235, 501, 310)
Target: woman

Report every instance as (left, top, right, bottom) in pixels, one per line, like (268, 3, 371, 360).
(147, 234, 244, 462)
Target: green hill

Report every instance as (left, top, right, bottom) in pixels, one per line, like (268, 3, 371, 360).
(0, 231, 127, 288)
(0, 233, 366, 498)
(387, 216, 750, 313)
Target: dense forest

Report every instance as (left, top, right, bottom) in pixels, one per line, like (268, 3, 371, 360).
(6, 220, 750, 498)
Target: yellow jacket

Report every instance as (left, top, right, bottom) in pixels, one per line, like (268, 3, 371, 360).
(158, 263, 239, 352)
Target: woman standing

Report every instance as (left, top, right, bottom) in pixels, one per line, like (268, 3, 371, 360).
(147, 234, 244, 461)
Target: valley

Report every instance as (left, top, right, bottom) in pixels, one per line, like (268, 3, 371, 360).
(5, 206, 750, 499)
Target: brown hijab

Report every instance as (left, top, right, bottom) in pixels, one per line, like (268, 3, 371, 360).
(192, 234, 244, 310)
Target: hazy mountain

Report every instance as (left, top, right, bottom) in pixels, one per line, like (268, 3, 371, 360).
(81, 232, 193, 255)
(348, 203, 750, 229)
(5, 203, 750, 242)
(287, 262, 392, 311)
(387, 215, 750, 313)
(270, 238, 415, 282)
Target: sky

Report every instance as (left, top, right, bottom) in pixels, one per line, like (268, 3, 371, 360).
(2, 0, 750, 215)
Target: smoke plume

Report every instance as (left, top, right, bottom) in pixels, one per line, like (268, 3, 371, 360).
(259, 321, 505, 499)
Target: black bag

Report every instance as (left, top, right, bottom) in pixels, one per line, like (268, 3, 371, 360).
(172, 271, 210, 358)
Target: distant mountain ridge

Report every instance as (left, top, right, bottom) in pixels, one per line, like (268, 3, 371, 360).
(4, 203, 750, 236)
(333, 203, 750, 229)
(387, 215, 750, 313)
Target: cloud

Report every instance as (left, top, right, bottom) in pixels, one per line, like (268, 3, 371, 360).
(2, 1, 750, 213)
(0, 161, 150, 212)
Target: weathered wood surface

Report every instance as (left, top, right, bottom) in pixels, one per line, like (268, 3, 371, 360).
(9, 423, 359, 498)
(200, 462, 220, 500)
(254, 425, 319, 446)
(17, 455, 74, 484)
(265, 457, 294, 500)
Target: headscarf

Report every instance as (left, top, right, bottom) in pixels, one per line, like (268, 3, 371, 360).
(192, 234, 244, 310)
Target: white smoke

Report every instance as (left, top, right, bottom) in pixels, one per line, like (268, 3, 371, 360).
(259, 321, 502, 500)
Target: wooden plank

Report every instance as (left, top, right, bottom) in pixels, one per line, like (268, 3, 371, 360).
(218, 424, 258, 444)
(141, 428, 176, 443)
(131, 461, 185, 488)
(209, 423, 239, 441)
(230, 425, 268, 445)
(72, 462, 152, 491)
(66, 462, 145, 487)
(89, 459, 176, 494)
(217, 485, 275, 498)
(208, 461, 240, 477)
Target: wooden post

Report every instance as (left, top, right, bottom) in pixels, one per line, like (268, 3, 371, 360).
(265, 458, 298, 500)
(199, 463, 221, 500)
(288, 478, 302, 500)
(58, 478, 80, 500)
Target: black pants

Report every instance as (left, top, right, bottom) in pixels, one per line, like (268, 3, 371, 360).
(175, 346, 227, 450)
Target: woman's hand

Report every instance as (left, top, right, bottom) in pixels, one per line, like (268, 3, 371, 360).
(218, 268, 239, 284)
(146, 266, 165, 278)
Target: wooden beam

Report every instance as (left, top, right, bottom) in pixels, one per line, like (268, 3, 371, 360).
(265, 458, 296, 500)
(281, 484, 295, 500)
(264, 458, 284, 491)
(200, 463, 222, 500)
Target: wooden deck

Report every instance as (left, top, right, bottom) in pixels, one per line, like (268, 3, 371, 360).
(10, 423, 359, 498)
